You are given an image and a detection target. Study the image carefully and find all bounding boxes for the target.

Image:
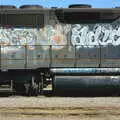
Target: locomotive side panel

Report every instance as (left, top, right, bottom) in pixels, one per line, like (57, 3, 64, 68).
(1, 9, 120, 69)
(70, 22, 120, 67)
(0, 12, 51, 69)
(55, 9, 120, 68)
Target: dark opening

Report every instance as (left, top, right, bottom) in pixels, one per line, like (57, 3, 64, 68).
(0, 14, 44, 27)
(55, 10, 119, 24)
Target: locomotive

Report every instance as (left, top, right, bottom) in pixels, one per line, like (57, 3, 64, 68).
(0, 4, 120, 96)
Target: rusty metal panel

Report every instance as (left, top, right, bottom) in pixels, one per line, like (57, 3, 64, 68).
(1, 45, 25, 69)
(76, 45, 100, 67)
(51, 45, 75, 67)
(101, 45, 120, 67)
(27, 45, 50, 68)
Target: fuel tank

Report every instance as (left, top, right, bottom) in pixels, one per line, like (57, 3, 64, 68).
(53, 75, 120, 96)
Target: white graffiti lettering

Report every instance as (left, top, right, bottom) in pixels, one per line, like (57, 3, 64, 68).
(71, 24, 120, 48)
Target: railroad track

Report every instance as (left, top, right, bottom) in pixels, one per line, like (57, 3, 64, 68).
(0, 97, 120, 120)
(0, 106, 120, 120)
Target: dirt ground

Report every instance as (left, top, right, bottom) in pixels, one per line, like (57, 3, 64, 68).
(0, 96, 120, 120)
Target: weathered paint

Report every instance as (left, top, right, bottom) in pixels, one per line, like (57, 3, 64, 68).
(1, 17, 120, 69)
(1, 21, 120, 53)
(38, 24, 67, 50)
(0, 27, 37, 53)
(0, 24, 68, 53)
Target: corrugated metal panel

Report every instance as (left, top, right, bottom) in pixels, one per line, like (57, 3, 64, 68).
(1, 45, 25, 69)
(101, 45, 120, 67)
(27, 45, 50, 68)
(51, 45, 75, 67)
(76, 46, 100, 67)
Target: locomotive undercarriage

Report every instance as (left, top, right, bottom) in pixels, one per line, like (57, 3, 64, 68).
(0, 69, 51, 96)
(1, 67, 120, 96)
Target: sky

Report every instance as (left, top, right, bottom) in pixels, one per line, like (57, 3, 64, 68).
(1, 0, 120, 8)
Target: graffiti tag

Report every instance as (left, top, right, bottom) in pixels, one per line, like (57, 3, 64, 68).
(71, 24, 120, 48)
